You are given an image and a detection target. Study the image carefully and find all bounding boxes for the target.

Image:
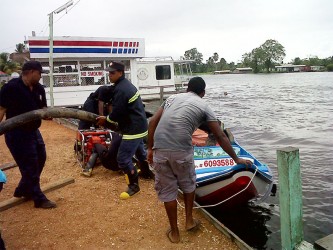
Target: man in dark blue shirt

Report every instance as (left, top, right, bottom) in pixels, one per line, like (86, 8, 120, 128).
(0, 61, 56, 209)
(78, 85, 115, 129)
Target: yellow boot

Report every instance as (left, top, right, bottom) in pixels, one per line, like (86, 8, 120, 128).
(120, 170, 140, 199)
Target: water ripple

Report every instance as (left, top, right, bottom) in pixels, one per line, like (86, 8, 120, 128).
(201, 72, 333, 248)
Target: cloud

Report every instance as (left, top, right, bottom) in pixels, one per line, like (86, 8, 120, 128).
(1, 0, 333, 63)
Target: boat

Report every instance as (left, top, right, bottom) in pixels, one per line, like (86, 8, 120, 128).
(192, 129, 274, 209)
(213, 70, 231, 74)
(27, 36, 193, 106)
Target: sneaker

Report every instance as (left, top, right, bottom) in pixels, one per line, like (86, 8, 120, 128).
(34, 199, 57, 209)
(81, 168, 93, 177)
(119, 184, 140, 199)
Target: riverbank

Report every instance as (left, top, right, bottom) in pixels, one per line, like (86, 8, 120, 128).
(0, 120, 238, 249)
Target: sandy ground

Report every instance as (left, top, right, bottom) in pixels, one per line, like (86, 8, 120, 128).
(0, 120, 238, 250)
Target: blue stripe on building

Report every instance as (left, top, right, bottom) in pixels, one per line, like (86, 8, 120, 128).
(30, 47, 138, 54)
(30, 48, 112, 53)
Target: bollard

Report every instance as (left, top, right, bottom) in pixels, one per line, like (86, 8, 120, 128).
(277, 147, 305, 250)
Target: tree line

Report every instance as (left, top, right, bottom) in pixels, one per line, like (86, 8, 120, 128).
(182, 39, 333, 73)
(2, 40, 333, 74)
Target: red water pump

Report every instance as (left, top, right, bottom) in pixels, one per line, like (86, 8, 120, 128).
(74, 129, 113, 168)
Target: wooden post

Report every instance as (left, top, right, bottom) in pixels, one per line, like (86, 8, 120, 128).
(159, 86, 164, 104)
(277, 147, 305, 250)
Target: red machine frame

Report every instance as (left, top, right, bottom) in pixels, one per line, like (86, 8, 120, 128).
(74, 129, 113, 168)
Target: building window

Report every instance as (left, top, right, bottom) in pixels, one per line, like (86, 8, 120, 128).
(156, 65, 171, 80)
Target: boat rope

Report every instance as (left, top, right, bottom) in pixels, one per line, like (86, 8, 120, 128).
(176, 164, 259, 209)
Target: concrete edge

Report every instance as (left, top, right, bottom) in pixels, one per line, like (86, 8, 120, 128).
(53, 118, 78, 131)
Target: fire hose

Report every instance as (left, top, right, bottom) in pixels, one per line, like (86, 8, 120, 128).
(0, 107, 98, 136)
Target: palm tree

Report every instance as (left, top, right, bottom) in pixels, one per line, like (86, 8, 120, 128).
(212, 52, 219, 70)
(0, 53, 18, 74)
(15, 43, 27, 53)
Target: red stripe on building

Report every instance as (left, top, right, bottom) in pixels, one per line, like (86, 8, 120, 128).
(29, 40, 113, 46)
(29, 40, 140, 47)
(29, 40, 49, 46)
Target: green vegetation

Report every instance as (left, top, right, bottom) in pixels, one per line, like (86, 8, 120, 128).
(0, 42, 27, 74)
(15, 43, 27, 53)
(291, 56, 333, 70)
(242, 39, 286, 73)
(182, 39, 333, 74)
(183, 48, 236, 73)
(0, 52, 18, 74)
(327, 64, 333, 71)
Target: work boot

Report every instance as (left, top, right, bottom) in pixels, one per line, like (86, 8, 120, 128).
(34, 199, 57, 209)
(81, 151, 98, 177)
(81, 168, 93, 177)
(13, 189, 32, 199)
(120, 170, 140, 199)
(137, 160, 155, 179)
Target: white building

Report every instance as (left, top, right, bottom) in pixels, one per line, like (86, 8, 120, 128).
(29, 36, 191, 107)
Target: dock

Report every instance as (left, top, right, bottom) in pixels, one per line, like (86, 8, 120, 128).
(314, 234, 333, 250)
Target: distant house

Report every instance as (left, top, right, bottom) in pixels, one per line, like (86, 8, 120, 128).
(310, 66, 324, 72)
(275, 64, 310, 72)
(233, 67, 252, 74)
(9, 52, 30, 65)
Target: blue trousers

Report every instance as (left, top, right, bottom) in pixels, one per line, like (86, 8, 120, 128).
(5, 129, 47, 203)
(117, 138, 147, 174)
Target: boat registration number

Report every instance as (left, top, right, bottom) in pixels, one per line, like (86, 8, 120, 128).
(195, 158, 236, 168)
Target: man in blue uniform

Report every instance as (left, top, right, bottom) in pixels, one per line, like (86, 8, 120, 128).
(0, 61, 56, 209)
(96, 61, 152, 199)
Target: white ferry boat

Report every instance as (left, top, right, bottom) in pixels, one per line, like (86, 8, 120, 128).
(28, 36, 192, 107)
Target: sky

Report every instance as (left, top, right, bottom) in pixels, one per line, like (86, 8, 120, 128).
(1, 0, 333, 63)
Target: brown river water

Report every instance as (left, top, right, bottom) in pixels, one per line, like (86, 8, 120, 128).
(201, 72, 333, 249)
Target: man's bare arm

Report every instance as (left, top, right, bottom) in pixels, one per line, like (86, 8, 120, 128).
(147, 107, 163, 150)
(98, 100, 105, 116)
(0, 106, 6, 122)
(207, 121, 252, 166)
(147, 107, 164, 164)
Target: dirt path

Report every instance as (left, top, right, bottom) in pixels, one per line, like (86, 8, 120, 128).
(0, 120, 238, 249)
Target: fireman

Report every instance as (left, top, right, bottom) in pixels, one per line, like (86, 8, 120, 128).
(96, 61, 150, 199)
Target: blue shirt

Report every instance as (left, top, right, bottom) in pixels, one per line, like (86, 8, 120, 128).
(0, 77, 47, 130)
